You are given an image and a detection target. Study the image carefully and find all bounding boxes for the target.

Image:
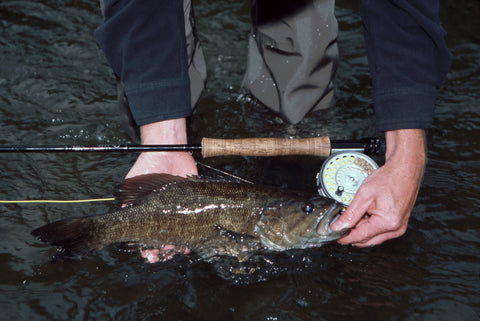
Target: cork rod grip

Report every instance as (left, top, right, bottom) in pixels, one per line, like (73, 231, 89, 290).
(201, 137, 331, 158)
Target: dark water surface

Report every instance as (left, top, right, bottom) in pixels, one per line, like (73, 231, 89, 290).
(1, 1, 479, 320)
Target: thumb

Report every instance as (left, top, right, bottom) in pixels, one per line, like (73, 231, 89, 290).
(330, 192, 371, 231)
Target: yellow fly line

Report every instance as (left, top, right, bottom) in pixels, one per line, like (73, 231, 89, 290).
(0, 198, 115, 204)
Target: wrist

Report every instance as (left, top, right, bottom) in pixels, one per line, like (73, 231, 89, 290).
(384, 129, 427, 177)
(140, 118, 188, 145)
(385, 129, 426, 161)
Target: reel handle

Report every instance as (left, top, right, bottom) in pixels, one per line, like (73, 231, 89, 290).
(201, 137, 331, 158)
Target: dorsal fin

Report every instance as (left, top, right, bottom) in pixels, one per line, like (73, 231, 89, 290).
(113, 173, 251, 206)
(113, 173, 189, 205)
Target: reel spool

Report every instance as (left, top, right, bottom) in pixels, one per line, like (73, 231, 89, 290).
(317, 151, 379, 206)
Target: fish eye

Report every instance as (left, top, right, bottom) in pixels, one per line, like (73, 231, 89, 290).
(301, 202, 314, 215)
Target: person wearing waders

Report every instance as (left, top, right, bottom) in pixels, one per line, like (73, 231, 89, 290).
(95, 0, 452, 263)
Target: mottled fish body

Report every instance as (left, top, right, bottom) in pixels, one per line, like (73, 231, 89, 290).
(31, 174, 348, 261)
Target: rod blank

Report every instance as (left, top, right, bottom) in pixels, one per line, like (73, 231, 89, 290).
(0, 145, 202, 153)
(0, 137, 382, 156)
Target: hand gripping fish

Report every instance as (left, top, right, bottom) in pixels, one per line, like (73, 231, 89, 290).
(31, 174, 349, 262)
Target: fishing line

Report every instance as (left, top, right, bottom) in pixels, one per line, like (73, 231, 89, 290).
(0, 198, 115, 204)
(0, 164, 249, 204)
(196, 162, 254, 184)
(0, 162, 250, 204)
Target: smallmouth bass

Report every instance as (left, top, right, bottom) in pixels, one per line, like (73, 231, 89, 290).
(31, 174, 349, 262)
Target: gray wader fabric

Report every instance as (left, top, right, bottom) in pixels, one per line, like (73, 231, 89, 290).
(101, 0, 336, 142)
(242, 0, 338, 124)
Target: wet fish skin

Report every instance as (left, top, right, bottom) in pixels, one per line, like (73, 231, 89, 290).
(31, 174, 347, 261)
(255, 197, 347, 251)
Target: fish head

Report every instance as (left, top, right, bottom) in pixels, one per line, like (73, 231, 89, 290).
(254, 196, 349, 251)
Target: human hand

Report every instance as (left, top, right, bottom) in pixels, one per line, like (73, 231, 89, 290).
(330, 129, 426, 246)
(123, 118, 197, 262)
(125, 151, 197, 179)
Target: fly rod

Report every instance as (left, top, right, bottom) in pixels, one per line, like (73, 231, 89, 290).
(0, 137, 383, 157)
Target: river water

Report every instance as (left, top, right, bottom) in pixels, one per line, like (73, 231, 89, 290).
(0, 1, 479, 320)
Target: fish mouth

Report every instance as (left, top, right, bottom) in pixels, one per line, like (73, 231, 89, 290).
(316, 203, 349, 238)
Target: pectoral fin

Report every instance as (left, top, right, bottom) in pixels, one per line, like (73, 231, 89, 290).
(195, 226, 261, 262)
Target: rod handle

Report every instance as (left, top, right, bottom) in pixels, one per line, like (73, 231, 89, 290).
(201, 137, 331, 158)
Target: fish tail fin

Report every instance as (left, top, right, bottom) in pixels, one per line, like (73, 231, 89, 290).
(31, 217, 98, 261)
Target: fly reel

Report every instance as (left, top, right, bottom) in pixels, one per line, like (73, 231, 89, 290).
(317, 151, 379, 206)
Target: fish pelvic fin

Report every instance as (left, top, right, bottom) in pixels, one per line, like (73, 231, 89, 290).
(31, 217, 97, 261)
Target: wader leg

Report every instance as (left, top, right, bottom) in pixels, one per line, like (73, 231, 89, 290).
(184, 0, 208, 109)
(99, 0, 207, 143)
(242, 0, 338, 124)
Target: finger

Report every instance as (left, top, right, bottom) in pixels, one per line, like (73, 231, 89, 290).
(351, 229, 405, 247)
(335, 214, 377, 244)
(141, 245, 191, 263)
(337, 213, 407, 245)
(330, 191, 372, 232)
(141, 249, 161, 263)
